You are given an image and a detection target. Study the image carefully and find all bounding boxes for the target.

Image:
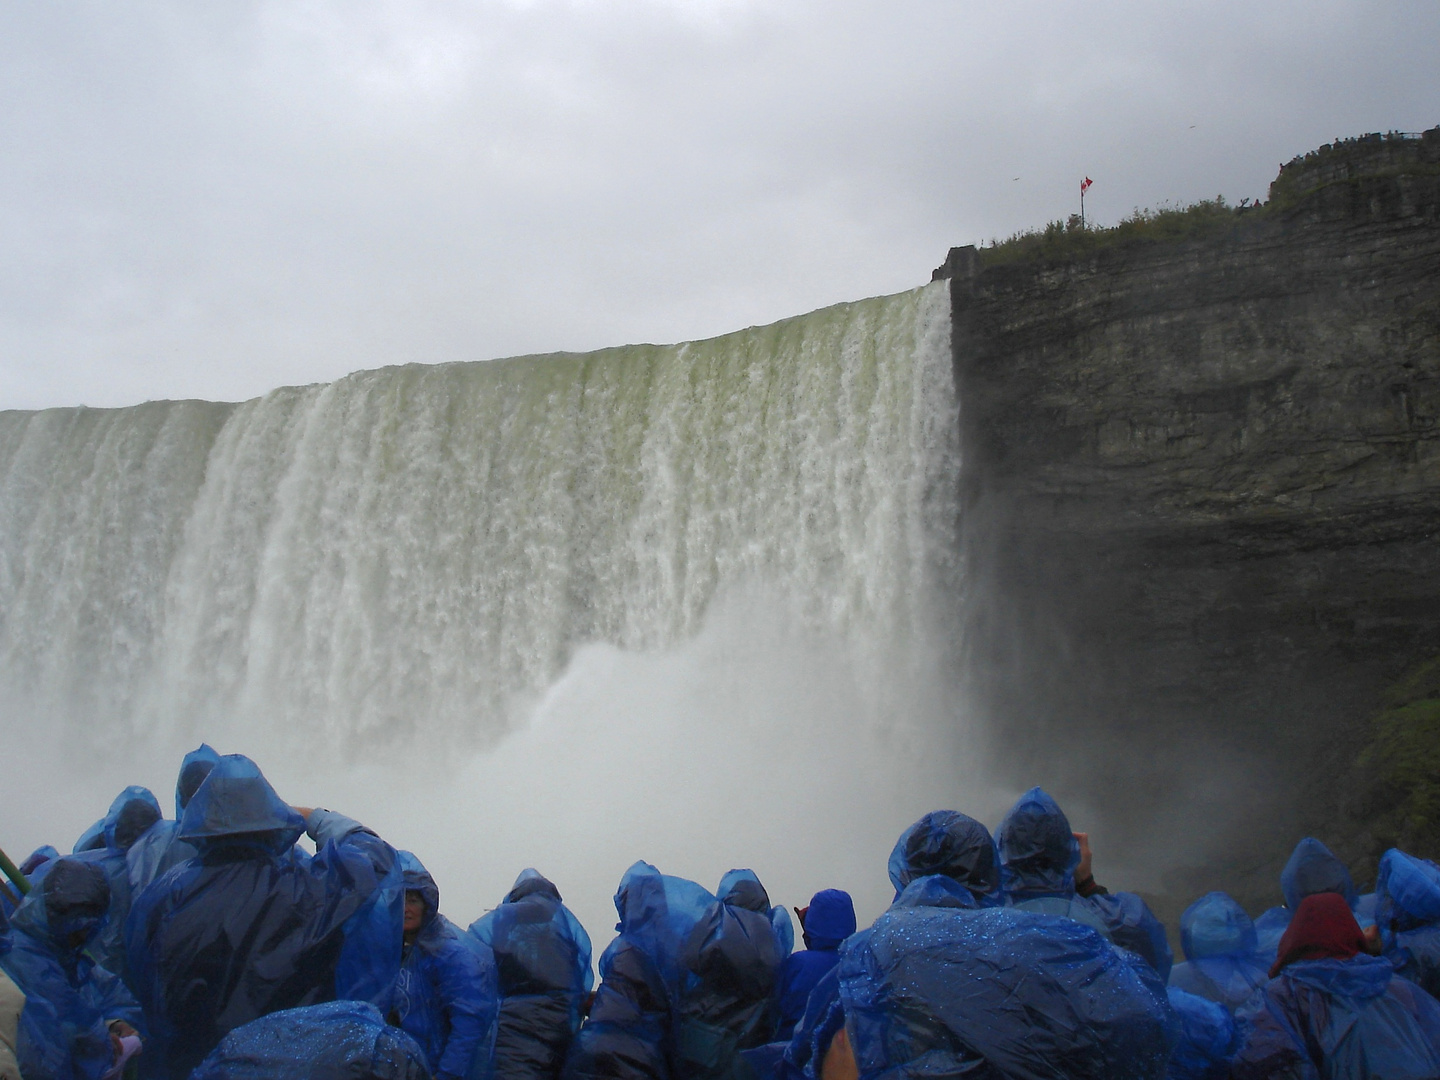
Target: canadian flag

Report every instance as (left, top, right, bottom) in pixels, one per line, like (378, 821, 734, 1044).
(1081, 177, 1093, 194)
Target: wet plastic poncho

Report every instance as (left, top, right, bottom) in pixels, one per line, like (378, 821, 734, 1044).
(1167, 892, 1269, 1015)
(775, 891, 855, 1043)
(72, 786, 164, 984)
(837, 884, 1178, 1079)
(189, 1000, 432, 1080)
(125, 744, 222, 898)
(1282, 839, 1358, 914)
(1165, 987, 1238, 1080)
(386, 853, 498, 1080)
(887, 810, 1002, 905)
(124, 755, 404, 1080)
(995, 788, 1173, 979)
(562, 862, 714, 1080)
(469, 868, 592, 1080)
(672, 870, 786, 1080)
(1375, 848, 1440, 1001)
(1231, 955, 1440, 1079)
(1, 858, 144, 1080)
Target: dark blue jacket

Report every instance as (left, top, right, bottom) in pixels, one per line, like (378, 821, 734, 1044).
(995, 787, 1173, 979)
(887, 810, 1003, 905)
(124, 754, 404, 1080)
(1231, 956, 1440, 1079)
(0, 858, 144, 1080)
(563, 862, 713, 1080)
(774, 890, 855, 1043)
(837, 882, 1178, 1079)
(469, 869, 592, 1080)
(190, 1000, 431, 1080)
(1167, 891, 1269, 1014)
(387, 853, 497, 1080)
(125, 744, 222, 899)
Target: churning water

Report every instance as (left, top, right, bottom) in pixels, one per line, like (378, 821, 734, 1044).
(0, 281, 1001, 935)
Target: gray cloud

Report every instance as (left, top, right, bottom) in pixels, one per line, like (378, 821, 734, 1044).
(2, 0, 1437, 409)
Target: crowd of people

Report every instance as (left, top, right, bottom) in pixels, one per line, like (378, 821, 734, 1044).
(4, 749, 1440, 1080)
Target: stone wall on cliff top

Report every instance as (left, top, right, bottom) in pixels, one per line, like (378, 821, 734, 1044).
(937, 127, 1440, 911)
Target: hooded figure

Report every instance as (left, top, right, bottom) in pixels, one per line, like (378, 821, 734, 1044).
(190, 1000, 431, 1080)
(0, 858, 144, 1080)
(1374, 848, 1440, 1001)
(563, 862, 714, 1080)
(995, 788, 1172, 979)
(69, 786, 164, 985)
(1255, 837, 1361, 964)
(1167, 892, 1270, 1013)
(125, 744, 222, 897)
(672, 870, 787, 1080)
(0, 908, 25, 1080)
(1232, 893, 1440, 1079)
(124, 754, 404, 1080)
(887, 810, 1003, 905)
(385, 852, 497, 1080)
(773, 890, 855, 1043)
(833, 877, 1178, 1080)
(469, 868, 593, 1080)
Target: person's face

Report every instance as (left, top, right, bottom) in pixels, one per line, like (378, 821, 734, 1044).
(403, 891, 426, 933)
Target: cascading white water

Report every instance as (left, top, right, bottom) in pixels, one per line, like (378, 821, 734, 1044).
(0, 282, 958, 754)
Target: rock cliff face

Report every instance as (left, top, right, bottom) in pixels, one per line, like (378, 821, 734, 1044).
(939, 129, 1440, 907)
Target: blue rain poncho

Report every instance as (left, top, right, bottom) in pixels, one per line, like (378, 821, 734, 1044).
(775, 890, 855, 1043)
(1, 858, 144, 1080)
(469, 868, 592, 1080)
(672, 870, 787, 1080)
(385, 852, 498, 1080)
(1165, 987, 1239, 1080)
(563, 862, 714, 1080)
(124, 754, 404, 1080)
(1376, 848, 1440, 1001)
(68, 786, 164, 984)
(1231, 955, 1440, 1079)
(1167, 892, 1270, 1014)
(887, 810, 1002, 904)
(125, 744, 222, 897)
(1252, 838, 1361, 966)
(837, 887, 1178, 1079)
(189, 1000, 432, 1080)
(995, 788, 1173, 979)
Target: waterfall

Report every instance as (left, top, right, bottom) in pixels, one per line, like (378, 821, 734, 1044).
(0, 282, 958, 762)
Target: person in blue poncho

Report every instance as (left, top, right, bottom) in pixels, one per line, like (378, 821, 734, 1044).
(1375, 848, 1440, 1000)
(1167, 891, 1270, 1013)
(1, 858, 145, 1080)
(672, 869, 787, 1080)
(773, 890, 854, 1043)
(995, 787, 1173, 978)
(125, 744, 221, 897)
(563, 862, 713, 1080)
(469, 868, 592, 1080)
(384, 852, 497, 1080)
(823, 856, 1178, 1080)
(1253, 837, 1359, 962)
(191, 1000, 432, 1080)
(67, 786, 165, 986)
(887, 809, 1004, 904)
(1232, 891, 1440, 1079)
(124, 753, 405, 1080)
(1164, 986, 1239, 1080)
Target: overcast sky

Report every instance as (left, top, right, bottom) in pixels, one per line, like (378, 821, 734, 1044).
(2, 0, 1437, 411)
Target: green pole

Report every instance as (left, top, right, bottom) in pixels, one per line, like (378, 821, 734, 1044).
(0, 844, 31, 897)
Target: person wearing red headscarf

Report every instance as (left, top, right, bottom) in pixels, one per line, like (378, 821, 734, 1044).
(1233, 893, 1440, 1078)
